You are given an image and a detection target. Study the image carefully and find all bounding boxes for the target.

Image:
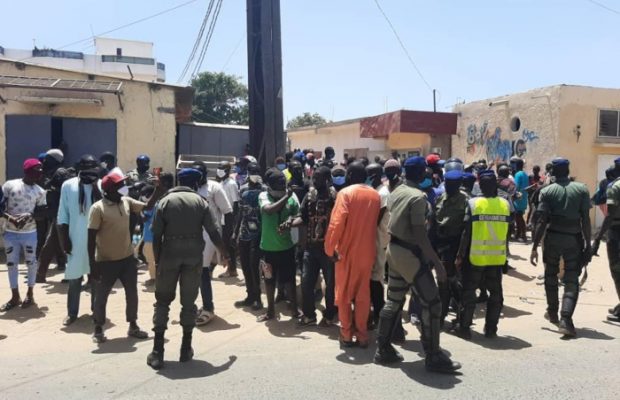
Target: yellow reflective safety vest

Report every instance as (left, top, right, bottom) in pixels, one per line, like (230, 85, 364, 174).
(468, 196, 511, 267)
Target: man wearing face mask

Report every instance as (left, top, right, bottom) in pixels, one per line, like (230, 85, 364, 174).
(233, 163, 265, 310)
(193, 161, 234, 325)
(98, 152, 116, 178)
(236, 155, 257, 187)
(384, 159, 402, 192)
(36, 165, 73, 283)
(331, 165, 347, 192)
(0, 159, 47, 312)
(461, 172, 477, 198)
(456, 170, 510, 339)
(287, 159, 310, 292)
(374, 156, 460, 373)
(36, 149, 64, 261)
(57, 155, 102, 325)
(275, 156, 287, 173)
(325, 162, 381, 347)
(216, 161, 240, 278)
(365, 163, 390, 329)
(434, 170, 468, 328)
(88, 170, 164, 343)
(258, 168, 301, 322)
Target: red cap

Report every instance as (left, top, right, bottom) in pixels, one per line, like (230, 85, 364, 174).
(23, 158, 42, 172)
(426, 154, 441, 165)
(101, 172, 126, 192)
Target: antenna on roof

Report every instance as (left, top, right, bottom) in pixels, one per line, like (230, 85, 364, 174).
(127, 65, 134, 80)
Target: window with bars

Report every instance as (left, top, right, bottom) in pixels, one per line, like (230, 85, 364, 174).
(599, 109, 620, 137)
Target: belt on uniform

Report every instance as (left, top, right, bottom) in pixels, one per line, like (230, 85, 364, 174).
(390, 236, 424, 261)
(546, 229, 579, 236)
(165, 233, 203, 241)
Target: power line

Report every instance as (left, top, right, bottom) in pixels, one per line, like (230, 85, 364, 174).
(372, 0, 433, 92)
(190, 0, 224, 81)
(221, 34, 245, 71)
(587, 0, 620, 15)
(58, 0, 200, 50)
(178, 0, 216, 82)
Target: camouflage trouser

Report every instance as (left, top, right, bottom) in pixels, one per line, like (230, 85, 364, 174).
(543, 231, 582, 317)
(605, 227, 620, 304)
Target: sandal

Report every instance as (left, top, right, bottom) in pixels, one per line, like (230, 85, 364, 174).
(257, 312, 275, 323)
(21, 297, 34, 309)
(218, 270, 238, 278)
(0, 300, 21, 312)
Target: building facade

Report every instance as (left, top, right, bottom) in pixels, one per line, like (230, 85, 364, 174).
(0, 59, 192, 181)
(288, 110, 457, 164)
(452, 84, 620, 226)
(0, 37, 165, 82)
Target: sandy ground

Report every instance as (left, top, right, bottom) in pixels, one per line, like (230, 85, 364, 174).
(0, 241, 619, 400)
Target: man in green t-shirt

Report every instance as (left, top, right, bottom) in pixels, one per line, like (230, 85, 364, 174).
(257, 168, 300, 322)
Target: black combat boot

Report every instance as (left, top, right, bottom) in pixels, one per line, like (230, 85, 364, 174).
(179, 330, 194, 362)
(558, 292, 578, 337)
(147, 332, 165, 370)
(425, 350, 462, 373)
(608, 304, 620, 322)
(374, 308, 404, 365)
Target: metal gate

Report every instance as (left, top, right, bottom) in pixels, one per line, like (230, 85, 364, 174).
(5, 115, 51, 179)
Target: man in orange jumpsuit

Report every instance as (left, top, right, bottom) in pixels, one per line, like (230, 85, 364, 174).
(325, 162, 381, 348)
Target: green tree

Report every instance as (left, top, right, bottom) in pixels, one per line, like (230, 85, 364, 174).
(286, 112, 328, 129)
(191, 71, 249, 125)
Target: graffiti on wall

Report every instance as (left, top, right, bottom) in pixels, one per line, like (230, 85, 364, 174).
(466, 122, 539, 162)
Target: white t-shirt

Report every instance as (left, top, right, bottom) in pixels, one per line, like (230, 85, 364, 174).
(2, 179, 47, 233)
(221, 177, 240, 206)
(198, 180, 232, 226)
(376, 185, 391, 248)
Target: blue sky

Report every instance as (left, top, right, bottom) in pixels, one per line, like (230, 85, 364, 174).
(2, 0, 620, 122)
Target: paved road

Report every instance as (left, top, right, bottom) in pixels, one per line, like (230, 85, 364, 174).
(0, 242, 618, 399)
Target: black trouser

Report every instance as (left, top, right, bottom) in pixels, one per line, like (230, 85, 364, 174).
(543, 231, 582, 318)
(37, 219, 66, 279)
(515, 211, 527, 240)
(238, 239, 262, 302)
(461, 263, 503, 334)
(606, 227, 620, 310)
(93, 256, 139, 327)
(437, 237, 462, 323)
(301, 246, 336, 320)
(153, 251, 202, 333)
(35, 218, 49, 259)
(370, 280, 385, 321)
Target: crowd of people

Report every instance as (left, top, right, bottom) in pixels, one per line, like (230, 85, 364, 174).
(1, 146, 619, 373)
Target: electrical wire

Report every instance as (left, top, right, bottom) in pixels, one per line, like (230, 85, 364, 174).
(18, 0, 199, 62)
(586, 0, 620, 15)
(59, 0, 200, 50)
(372, 0, 433, 92)
(221, 34, 245, 71)
(190, 0, 224, 81)
(178, 0, 216, 82)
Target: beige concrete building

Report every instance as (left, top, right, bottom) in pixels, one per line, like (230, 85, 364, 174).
(288, 110, 457, 163)
(0, 59, 192, 180)
(452, 84, 620, 226)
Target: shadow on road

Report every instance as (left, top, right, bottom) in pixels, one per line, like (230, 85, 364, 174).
(193, 316, 241, 333)
(157, 355, 237, 380)
(0, 304, 48, 323)
(541, 326, 615, 340)
(91, 336, 147, 354)
(506, 269, 536, 282)
(335, 343, 377, 365)
(398, 360, 463, 389)
(468, 331, 532, 350)
(61, 315, 114, 335)
(501, 305, 533, 319)
(264, 318, 310, 340)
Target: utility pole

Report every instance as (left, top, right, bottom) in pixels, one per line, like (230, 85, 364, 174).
(246, 0, 285, 170)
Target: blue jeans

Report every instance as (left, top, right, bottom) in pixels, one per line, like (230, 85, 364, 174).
(4, 231, 38, 289)
(67, 278, 95, 318)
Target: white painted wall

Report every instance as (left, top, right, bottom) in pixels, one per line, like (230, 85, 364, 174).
(0, 37, 165, 82)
